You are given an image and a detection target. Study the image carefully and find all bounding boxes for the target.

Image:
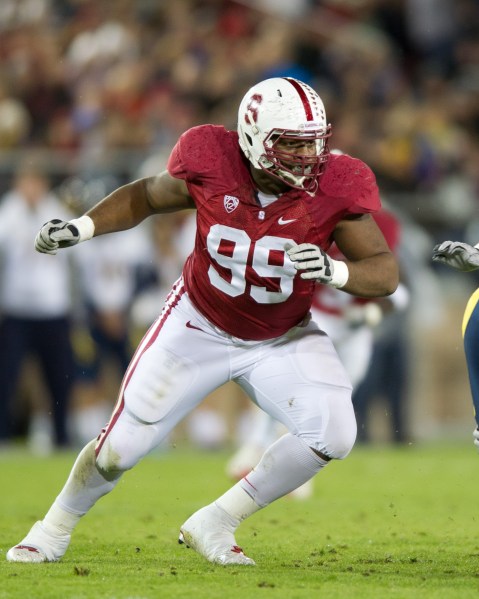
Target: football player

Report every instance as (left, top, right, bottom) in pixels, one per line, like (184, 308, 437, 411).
(226, 208, 409, 487)
(7, 77, 398, 566)
(432, 240, 479, 449)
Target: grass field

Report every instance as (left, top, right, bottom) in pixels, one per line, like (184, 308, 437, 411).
(1, 441, 479, 599)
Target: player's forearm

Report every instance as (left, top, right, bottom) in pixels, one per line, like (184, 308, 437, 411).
(85, 179, 157, 237)
(341, 252, 399, 298)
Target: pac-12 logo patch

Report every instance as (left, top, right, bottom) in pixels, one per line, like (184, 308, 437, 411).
(224, 195, 239, 213)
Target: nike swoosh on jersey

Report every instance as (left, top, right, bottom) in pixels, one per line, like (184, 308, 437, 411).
(278, 217, 297, 225)
(186, 320, 203, 332)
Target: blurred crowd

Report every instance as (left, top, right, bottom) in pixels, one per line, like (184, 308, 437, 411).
(0, 0, 478, 453)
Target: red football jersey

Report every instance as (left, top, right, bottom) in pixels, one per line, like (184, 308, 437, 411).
(167, 125, 381, 340)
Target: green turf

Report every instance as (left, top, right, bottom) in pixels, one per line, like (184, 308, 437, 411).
(1, 441, 479, 599)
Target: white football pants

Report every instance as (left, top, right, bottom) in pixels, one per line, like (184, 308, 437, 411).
(95, 279, 356, 473)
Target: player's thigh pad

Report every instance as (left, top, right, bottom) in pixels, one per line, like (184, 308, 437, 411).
(123, 343, 201, 424)
(240, 327, 356, 459)
(121, 299, 230, 424)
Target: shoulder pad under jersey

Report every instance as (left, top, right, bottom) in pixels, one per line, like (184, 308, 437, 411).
(319, 154, 379, 209)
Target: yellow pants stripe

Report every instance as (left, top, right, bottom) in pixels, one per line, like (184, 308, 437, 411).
(462, 288, 479, 337)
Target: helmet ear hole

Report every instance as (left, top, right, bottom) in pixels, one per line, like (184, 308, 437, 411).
(245, 133, 253, 146)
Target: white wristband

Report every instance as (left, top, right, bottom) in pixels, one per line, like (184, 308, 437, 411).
(329, 259, 349, 289)
(69, 215, 95, 242)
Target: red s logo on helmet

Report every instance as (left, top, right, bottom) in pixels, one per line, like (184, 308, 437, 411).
(245, 94, 263, 124)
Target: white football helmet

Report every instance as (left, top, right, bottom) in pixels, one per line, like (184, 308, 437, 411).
(237, 77, 331, 192)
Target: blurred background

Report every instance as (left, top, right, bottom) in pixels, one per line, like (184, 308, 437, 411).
(0, 0, 478, 456)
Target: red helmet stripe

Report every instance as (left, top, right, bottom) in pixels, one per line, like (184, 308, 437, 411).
(284, 77, 314, 121)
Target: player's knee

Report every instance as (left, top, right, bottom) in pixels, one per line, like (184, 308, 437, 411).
(326, 423, 357, 459)
(95, 437, 136, 476)
(309, 428, 356, 460)
(95, 428, 147, 474)
(95, 406, 159, 475)
(306, 394, 357, 460)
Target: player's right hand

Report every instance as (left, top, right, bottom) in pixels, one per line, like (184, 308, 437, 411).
(35, 219, 80, 255)
(473, 428, 479, 452)
(432, 241, 479, 272)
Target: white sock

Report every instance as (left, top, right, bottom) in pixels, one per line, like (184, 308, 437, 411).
(216, 434, 328, 523)
(43, 439, 121, 534)
(240, 433, 327, 508)
(43, 502, 81, 536)
(215, 484, 261, 524)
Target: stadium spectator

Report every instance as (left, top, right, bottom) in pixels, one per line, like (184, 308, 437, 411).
(7, 76, 398, 566)
(0, 160, 76, 451)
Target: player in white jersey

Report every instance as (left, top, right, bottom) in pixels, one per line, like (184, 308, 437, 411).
(7, 77, 398, 566)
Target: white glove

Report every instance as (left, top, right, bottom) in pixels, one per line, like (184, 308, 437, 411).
(35, 216, 94, 255)
(287, 243, 349, 288)
(432, 241, 479, 272)
(473, 428, 479, 451)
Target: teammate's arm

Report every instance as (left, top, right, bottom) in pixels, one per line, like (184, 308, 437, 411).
(35, 171, 194, 254)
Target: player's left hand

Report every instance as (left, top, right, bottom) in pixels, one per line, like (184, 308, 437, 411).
(287, 243, 334, 283)
(432, 241, 479, 272)
(287, 243, 349, 289)
(473, 428, 479, 451)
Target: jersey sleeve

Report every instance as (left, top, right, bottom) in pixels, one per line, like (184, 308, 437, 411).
(320, 154, 381, 214)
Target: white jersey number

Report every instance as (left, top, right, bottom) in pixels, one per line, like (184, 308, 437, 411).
(206, 224, 296, 304)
